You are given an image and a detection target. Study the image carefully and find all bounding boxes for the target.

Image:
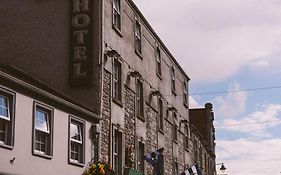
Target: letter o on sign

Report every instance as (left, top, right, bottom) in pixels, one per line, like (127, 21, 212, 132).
(72, 14, 90, 28)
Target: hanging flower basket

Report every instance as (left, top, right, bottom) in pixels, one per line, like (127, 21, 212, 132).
(83, 161, 115, 175)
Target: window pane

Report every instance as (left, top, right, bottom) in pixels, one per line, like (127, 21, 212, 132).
(0, 96, 9, 119)
(70, 122, 82, 142)
(71, 141, 80, 161)
(35, 110, 49, 132)
(0, 119, 7, 143)
(35, 131, 47, 153)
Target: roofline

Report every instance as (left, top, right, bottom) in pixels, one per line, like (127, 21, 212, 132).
(126, 0, 190, 81)
(0, 64, 101, 121)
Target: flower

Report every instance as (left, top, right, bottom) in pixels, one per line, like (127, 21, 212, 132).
(83, 161, 115, 175)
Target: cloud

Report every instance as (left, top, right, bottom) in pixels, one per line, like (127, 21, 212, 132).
(189, 96, 200, 108)
(214, 83, 247, 118)
(217, 139, 281, 175)
(216, 104, 281, 137)
(133, 0, 281, 83)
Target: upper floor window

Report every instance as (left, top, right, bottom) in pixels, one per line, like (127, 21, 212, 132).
(136, 78, 144, 120)
(156, 47, 162, 77)
(113, 58, 122, 103)
(33, 103, 53, 157)
(0, 89, 15, 148)
(134, 19, 142, 55)
(158, 97, 164, 132)
(171, 67, 176, 94)
(112, 127, 123, 175)
(69, 117, 85, 165)
(113, 0, 121, 31)
(184, 124, 189, 150)
(137, 141, 145, 173)
(173, 112, 178, 143)
(183, 81, 188, 106)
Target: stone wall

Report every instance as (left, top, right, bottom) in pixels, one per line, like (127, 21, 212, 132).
(100, 70, 111, 162)
(164, 120, 173, 175)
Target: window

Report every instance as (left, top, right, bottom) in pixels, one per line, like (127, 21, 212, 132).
(183, 81, 188, 106)
(156, 47, 162, 77)
(33, 103, 53, 157)
(0, 89, 15, 148)
(137, 141, 145, 173)
(184, 124, 189, 150)
(113, 0, 121, 31)
(158, 97, 164, 132)
(171, 67, 176, 94)
(194, 141, 198, 162)
(113, 58, 122, 103)
(173, 161, 179, 175)
(173, 112, 178, 143)
(134, 19, 142, 55)
(112, 128, 123, 175)
(69, 117, 85, 165)
(136, 78, 144, 120)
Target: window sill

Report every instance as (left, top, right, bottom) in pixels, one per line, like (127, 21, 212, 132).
(157, 73, 162, 80)
(112, 98, 123, 107)
(185, 148, 190, 152)
(0, 143, 14, 150)
(174, 140, 179, 144)
(137, 115, 145, 122)
(158, 129, 164, 135)
(69, 160, 85, 167)
(183, 102, 188, 108)
(112, 25, 123, 37)
(135, 50, 143, 59)
(33, 151, 53, 160)
(172, 90, 177, 96)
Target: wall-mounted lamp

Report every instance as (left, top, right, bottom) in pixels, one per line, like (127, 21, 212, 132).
(216, 163, 227, 173)
(150, 90, 161, 97)
(128, 70, 142, 78)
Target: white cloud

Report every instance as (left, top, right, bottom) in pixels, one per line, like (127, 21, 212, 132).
(214, 83, 247, 119)
(133, 0, 281, 83)
(189, 96, 200, 108)
(217, 139, 281, 175)
(216, 104, 281, 137)
(250, 60, 270, 69)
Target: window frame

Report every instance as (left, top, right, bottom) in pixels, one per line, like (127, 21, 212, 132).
(173, 111, 178, 143)
(184, 124, 189, 150)
(112, 0, 122, 33)
(134, 18, 142, 57)
(32, 102, 54, 159)
(171, 66, 176, 94)
(68, 116, 85, 166)
(155, 46, 162, 77)
(112, 58, 123, 105)
(183, 81, 188, 107)
(112, 125, 123, 175)
(137, 141, 145, 173)
(157, 96, 164, 133)
(136, 78, 144, 121)
(0, 87, 15, 149)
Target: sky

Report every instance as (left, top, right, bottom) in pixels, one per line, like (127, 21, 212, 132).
(133, 0, 281, 174)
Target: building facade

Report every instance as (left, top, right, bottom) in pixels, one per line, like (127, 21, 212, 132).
(0, 0, 216, 175)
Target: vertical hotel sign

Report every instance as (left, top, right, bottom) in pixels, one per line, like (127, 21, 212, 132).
(70, 0, 93, 86)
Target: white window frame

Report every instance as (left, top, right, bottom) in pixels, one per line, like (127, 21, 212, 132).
(113, 0, 121, 31)
(33, 102, 53, 157)
(134, 19, 142, 55)
(171, 67, 176, 93)
(113, 58, 122, 102)
(0, 95, 10, 121)
(0, 88, 15, 148)
(69, 117, 85, 165)
(112, 125, 123, 175)
(156, 46, 162, 77)
(136, 78, 144, 120)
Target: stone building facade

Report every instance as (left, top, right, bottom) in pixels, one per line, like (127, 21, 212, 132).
(0, 0, 216, 174)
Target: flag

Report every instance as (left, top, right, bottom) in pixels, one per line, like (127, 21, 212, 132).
(144, 147, 164, 166)
(144, 147, 164, 175)
(181, 163, 202, 175)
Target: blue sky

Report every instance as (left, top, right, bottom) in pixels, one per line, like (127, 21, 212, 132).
(133, 0, 281, 174)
